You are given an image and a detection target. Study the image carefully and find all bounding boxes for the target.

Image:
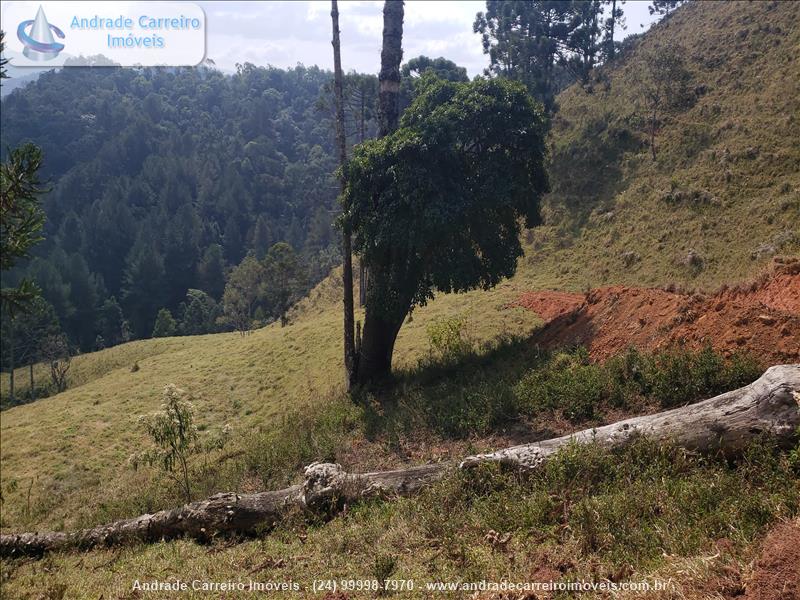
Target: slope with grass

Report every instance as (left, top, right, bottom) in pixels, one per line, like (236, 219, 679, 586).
(1, 1, 799, 596)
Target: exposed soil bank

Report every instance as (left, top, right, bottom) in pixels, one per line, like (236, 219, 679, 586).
(516, 259, 800, 364)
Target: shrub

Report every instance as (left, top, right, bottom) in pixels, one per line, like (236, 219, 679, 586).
(514, 346, 760, 421)
(131, 384, 199, 502)
(425, 315, 473, 364)
(646, 346, 760, 408)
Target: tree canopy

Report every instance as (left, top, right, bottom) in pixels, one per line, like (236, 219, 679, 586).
(342, 75, 549, 382)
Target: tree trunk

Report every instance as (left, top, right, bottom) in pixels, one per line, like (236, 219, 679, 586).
(8, 327, 14, 402)
(461, 363, 800, 469)
(354, 0, 405, 385)
(358, 262, 367, 307)
(355, 309, 405, 385)
(609, 0, 617, 60)
(4, 365, 797, 557)
(650, 102, 659, 160)
(331, 0, 356, 389)
(377, 0, 404, 138)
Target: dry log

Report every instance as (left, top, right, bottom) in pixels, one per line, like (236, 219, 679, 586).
(0, 463, 451, 558)
(2, 365, 797, 558)
(461, 363, 800, 469)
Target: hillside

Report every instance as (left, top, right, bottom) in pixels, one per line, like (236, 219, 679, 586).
(532, 0, 800, 289)
(1, 1, 799, 597)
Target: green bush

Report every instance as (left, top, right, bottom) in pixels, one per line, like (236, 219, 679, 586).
(512, 346, 761, 422)
(646, 346, 760, 408)
(425, 315, 473, 364)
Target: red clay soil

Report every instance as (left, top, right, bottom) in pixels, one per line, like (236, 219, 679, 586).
(515, 259, 800, 364)
(739, 519, 800, 600)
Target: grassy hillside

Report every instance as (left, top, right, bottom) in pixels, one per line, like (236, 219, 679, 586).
(531, 0, 800, 289)
(1, 1, 799, 596)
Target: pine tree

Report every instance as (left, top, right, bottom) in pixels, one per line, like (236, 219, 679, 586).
(96, 296, 125, 347)
(252, 215, 272, 260)
(152, 308, 177, 338)
(262, 242, 307, 326)
(197, 244, 226, 301)
(122, 240, 167, 339)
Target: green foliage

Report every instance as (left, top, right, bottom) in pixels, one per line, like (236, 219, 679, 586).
(416, 436, 799, 570)
(262, 242, 307, 326)
(197, 244, 226, 301)
(515, 348, 608, 421)
(365, 345, 762, 438)
(121, 241, 167, 339)
(0, 63, 342, 350)
(241, 396, 362, 489)
(399, 56, 469, 111)
(343, 77, 549, 327)
(221, 254, 264, 335)
(131, 384, 199, 502)
(649, 0, 686, 16)
(220, 243, 306, 334)
(95, 297, 125, 348)
(474, 0, 624, 109)
(0, 297, 61, 407)
(0, 143, 47, 315)
(151, 308, 177, 338)
(635, 42, 694, 159)
(178, 289, 220, 336)
(646, 346, 761, 408)
(425, 315, 473, 364)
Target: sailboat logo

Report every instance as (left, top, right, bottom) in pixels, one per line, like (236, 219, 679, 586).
(17, 5, 65, 61)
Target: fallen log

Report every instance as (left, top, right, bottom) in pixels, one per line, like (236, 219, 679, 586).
(2, 364, 798, 558)
(461, 363, 800, 469)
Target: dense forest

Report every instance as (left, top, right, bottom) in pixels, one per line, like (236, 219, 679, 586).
(0, 65, 353, 354)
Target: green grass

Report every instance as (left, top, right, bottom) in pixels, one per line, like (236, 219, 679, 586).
(2, 437, 797, 599)
(0, 344, 765, 535)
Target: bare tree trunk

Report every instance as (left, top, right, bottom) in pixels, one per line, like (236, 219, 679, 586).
(3, 365, 797, 557)
(377, 0, 404, 138)
(331, 0, 356, 389)
(609, 0, 617, 60)
(358, 262, 367, 307)
(8, 327, 14, 402)
(357, 0, 404, 385)
(650, 102, 659, 160)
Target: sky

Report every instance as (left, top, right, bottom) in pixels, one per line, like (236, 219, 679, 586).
(199, 0, 663, 76)
(0, 1, 663, 76)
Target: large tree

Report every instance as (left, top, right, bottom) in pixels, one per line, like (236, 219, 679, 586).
(474, 1, 627, 108)
(342, 76, 549, 385)
(1, 34, 47, 314)
(220, 254, 264, 335)
(474, 1, 573, 111)
(330, 0, 357, 387)
(262, 242, 307, 326)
